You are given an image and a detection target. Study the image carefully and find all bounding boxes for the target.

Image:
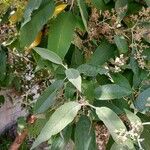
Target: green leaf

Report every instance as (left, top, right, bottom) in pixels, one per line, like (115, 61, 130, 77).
(20, 0, 55, 47)
(111, 73, 132, 90)
(50, 126, 72, 150)
(134, 87, 150, 112)
(33, 47, 63, 65)
(111, 142, 135, 150)
(82, 80, 96, 102)
(71, 47, 84, 67)
(65, 68, 82, 92)
(115, 0, 128, 23)
(114, 35, 128, 54)
(125, 110, 143, 133)
(48, 12, 76, 59)
(77, 0, 88, 31)
(33, 80, 64, 114)
(139, 114, 150, 149)
(91, 0, 107, 11)
(95, 84, 131, 100)
(0, 46, 7, 81)
(143, 23, 150, 43)
(145, 0, 150, 6)
(75, 116, 97, 150)
(31, 102, 81, 149)
(22, 0, 43, 26)
(96, 107, 134, 149)
(103, 0, 110, 4)
(95, 107, 126, 143)
(78, 64, 108, 77)
(0, 95, 5, 106)
(88, 40, 115, 66)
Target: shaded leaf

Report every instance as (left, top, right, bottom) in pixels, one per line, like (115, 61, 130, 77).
(104, 0, 110, 4)
(20, 0, 55, 47)
(115, 0, 128, 22)
(65, 68, 82, 92)
(114, 35, 128, 54)
(78, 64, 108, 77)
(77, 0, 88, 31)
(95, 84, 131, 100)
(33, 80, 64, 114)
(88, 40, 115, 66)
(111, 73, 132, 90)
(50, 126, 72, 150)
(75, 116, 97, 150)
(0, 46, 7, 81)
(33, 47, 63, 65)
(31, 102, 81, 149)
(134, 87, 150, 112)
(91, 0, 107, 11)
(48, 12, 76, 59)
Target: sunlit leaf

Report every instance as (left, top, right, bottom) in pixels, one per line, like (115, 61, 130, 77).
(96, 107, 134, 148)
(65, 68, 82, 92)
(31, 102, 81, 149)
(33, 47, 63, 65)
(95, 84, 131, 100)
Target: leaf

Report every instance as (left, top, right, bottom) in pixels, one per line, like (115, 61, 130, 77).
(110, 142, 135, 150)
(77, 0, 88, 31)
(139, 114, 150, 149)
(103, 0, 110, 4)
(51, 125, 72, 150)
(65, 68, 82, 92)
(145, 0, 150, 6)
(78, 64, 108, 77)
(96, 107, 134, 149)
(125, 110, 143, 133)
(33, 80, 64, 114)
(111, 73, 132, 90)
(95, 107, 126, 143)
(71, 47, 84, 67)
(91, 0, 107, 11)
(75, 116, 97, 150)
(31, 102, 81, 149)
(82, 80, 96, 102)
(53, 4, 67, 16)
(95, 84, 132, 100)
(88, 40, 115, 66)
(33, 47, 63, 65)
(142, 23, 150, 44)
(114, 35, 128, 54)
(22, 0, 43, 26)
(115, 0, 128, 23)
(0, 46, 7, 81)
(20, 0, 55, 47)
(134, 87, 150, 112)
(48, 12, 76, 59)
(0, 95, 5, 106)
